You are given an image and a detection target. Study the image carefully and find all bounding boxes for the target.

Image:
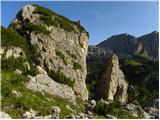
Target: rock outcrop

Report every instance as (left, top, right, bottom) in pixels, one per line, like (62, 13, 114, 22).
(96, 54, 128, 104)
(26, 74, 75, 102)
(0, 112, 12, 119)
(10, 4, 89, 100)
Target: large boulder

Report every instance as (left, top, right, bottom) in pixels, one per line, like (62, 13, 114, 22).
(96, 54, 128, 104)
(10, 4, 89, 100)
(26, 74, 76, 102)
(0, 112, 12, 119)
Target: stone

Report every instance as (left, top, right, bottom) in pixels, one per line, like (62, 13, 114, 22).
(66, 105, 73, 112)
(14, 69, 22, 74)
(11, 89, 22, 97)
(26, 74, 75, 102)
(51, 106, 61, 119)
(23, 111, 32, 119)
(96, 54, 128, 104)
(125, 103, 137, 110)
(0, 112, 12, 119)
(65, 114, 76, 119)
(106, 114, 117, 119)
(145, 107, 159, 119)
(35, 116, 44, 119)
(44, 115, 52, 119)
(23, 109, 38, 119)
(5, 46, 26, 58)
(90, 99, 96, 107)
(11, 4, 89, 101)
(36, 65, 47, 75)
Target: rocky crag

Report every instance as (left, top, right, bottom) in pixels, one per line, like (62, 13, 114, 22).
(96, 54, 128, 104)
(10, 4, 89, 100)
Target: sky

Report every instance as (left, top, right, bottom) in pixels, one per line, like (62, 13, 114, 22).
(1, 1, 159, 45)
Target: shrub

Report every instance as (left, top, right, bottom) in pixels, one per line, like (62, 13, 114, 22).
(40, 16, 58, 27)
(94, 101, 137, 119)
(55, 50, 67, 65)
(25, 23, 50, 34)
(73, 62, 82, 70)
(48, 69, 75, 87)
(1, 57, 27, 72)
(55, 17, 75, 32)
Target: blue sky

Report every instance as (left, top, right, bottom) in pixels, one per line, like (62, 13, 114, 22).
(1, 1, 159, 45)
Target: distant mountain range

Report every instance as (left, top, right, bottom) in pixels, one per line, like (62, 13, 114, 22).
(95, 31, 159, 60)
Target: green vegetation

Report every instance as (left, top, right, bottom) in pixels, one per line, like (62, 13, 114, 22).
(120, 55, 159, 107)
(33, 4, 89, 35)
(1, 71, 78, 118)
(66, 50, 77, 59)
(94, 101, 139, 119)
(55, 17, 75, 32)
(33, 4, 54, 16)
(25, 23, 50, 34)
(48, 69, 75, 87)
(73, 62, 82, 70)
(55, 50, 67, 65)
(40, 16, 58, 27)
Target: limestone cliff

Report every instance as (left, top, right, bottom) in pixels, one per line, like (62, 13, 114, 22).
(96, 54, 128, 104)
(10, 4, 89, 100)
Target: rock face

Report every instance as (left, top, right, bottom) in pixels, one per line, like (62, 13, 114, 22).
(0, 112, 12, 119)
(97, 32, 159, 60)
(11, 4, 89, 100)
(96, 54, 128, 104)
(26, 74, 75, 102)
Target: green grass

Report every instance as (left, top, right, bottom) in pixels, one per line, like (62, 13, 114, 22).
(73, 62, 82, 70)
(25, 23, 50, 34)
(48, 69, 75, 87)
(94, 101, 139, 119)
(1, 71, 78, 118)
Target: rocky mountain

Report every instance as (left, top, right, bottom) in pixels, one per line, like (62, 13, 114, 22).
(97, 31, 159, 60)
(1, 4, 159, 119)
(1, 4, 90, 118)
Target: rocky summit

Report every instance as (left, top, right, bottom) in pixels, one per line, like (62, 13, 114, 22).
(10, 4, 89, 100)
(1, 4, 159, 119)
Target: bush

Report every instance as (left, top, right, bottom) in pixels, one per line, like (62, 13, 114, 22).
(94, 101, 137, 119)
(55, 17, 75, 32)
(73, 62, 82, 70)
(48, 69, 75, 87)
(55, 50, 67, 65)
(25, 23, 50, 34)
(1, 57, 27, 72)
(40, 16, 58, 27)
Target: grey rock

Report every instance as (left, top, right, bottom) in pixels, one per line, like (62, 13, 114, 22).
(0, 112, 12, 119)
(26, 74, 75, 102)
(11, 4, 89, 100)
(35, 116, 44, 119)
(51, 106, 61, 119)
(44, 115, 52, 119)
(125, 103, 137, 110)
(11, 89, 22, 97)
(96, 54, 128, 104)
(14, 69, 22, 74)
(145, 107, 159, 119)
(106, 114, 117, 119)
(23, 109, 38, 119)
